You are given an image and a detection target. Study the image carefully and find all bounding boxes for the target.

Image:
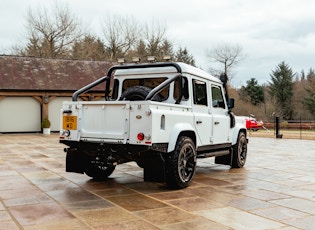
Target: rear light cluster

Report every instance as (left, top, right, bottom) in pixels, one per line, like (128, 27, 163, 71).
(137, 132, 151, 142)
(136, 109, 151, 143)
(137, 133, 144, 140)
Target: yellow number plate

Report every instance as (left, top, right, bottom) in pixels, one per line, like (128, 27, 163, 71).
(63, 116, 77, 130)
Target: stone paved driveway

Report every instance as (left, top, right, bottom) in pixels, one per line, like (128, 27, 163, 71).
(0, 134, 315, 229)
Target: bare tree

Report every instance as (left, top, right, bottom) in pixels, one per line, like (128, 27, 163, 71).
(206, 43, 245, 77)
(15, 2, 83, 58)
(102, 15, 141, 61)
(101, 16, 172, 62)
(143, 21, 168, 59)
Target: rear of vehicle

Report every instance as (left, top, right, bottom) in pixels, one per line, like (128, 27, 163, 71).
(59, 61, 248, 189)
(60, 62, 194, 187)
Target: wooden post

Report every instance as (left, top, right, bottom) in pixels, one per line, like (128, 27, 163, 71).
(42, 95, 49, 120)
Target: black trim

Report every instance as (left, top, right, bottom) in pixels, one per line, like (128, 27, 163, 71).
(145, 74, 182, 103)
(72, 76, 108, 101)
(63, 110, 72, 114)
(72, 62, 183, 101)
(197, 143, 231, 153)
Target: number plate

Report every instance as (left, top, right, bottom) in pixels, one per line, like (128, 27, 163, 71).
(63, 116, 77, 130)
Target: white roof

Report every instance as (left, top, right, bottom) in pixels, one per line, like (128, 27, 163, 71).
(114, 62, 221, 83)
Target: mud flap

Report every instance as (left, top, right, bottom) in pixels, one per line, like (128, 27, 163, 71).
(66, 149, 85, 174)
(215, 150, 232, 166)
(143, 155, 165, 183)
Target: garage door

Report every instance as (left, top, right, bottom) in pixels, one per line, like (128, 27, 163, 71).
(0, 97, 41, 132)
(48, 97, 72, 131)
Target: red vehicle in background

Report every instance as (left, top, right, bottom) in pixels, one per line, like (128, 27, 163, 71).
(244, 116, 264, 131)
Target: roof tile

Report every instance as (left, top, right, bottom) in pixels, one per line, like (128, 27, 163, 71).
(0, 55, 114, 91)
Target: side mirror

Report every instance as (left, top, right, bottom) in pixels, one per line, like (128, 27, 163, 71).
(228, 98, 235, 109)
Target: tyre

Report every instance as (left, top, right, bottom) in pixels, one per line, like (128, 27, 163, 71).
(84, 156, 116, 180)
(231, 132, 247, 168)
(165, 136, 197, 189)
(120, 86, 162, 101)
(135, 159, 144, 168)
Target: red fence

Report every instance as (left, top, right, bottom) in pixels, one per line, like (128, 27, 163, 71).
(263, 121, 314, 130)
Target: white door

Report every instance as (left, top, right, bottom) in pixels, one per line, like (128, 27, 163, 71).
(0, 97, 41, 132)
(211, 85, 231, 144)
(192, 79, 213, 146)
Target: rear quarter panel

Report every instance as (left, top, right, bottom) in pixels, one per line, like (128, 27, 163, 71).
(129, 102, 194, 146)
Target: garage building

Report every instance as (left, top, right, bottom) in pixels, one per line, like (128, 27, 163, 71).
(0, 55, 113, 133)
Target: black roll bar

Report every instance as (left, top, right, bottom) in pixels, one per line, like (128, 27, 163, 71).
(145, 74, 183, 104)
(72, 62, 183, 101)
(72, 76, 108, 101)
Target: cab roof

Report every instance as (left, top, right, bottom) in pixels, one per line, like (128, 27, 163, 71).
(114, 62, 222, 84)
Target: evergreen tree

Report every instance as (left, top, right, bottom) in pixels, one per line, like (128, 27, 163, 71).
(72, 35, 106, 61)
(302, 68, 315, 117)
(158, 39, 174, 61)
(174, 47, 195, 66)
(239, 78, 264, 105)
(268, 61, 295, 120)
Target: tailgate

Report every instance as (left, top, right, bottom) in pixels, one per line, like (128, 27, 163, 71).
(61, 101, 130, 142)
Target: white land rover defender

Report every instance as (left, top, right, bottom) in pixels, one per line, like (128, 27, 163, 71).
(60, 61, 248, 189)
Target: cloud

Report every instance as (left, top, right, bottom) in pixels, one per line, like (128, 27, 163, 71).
(1, 0, 315, 85)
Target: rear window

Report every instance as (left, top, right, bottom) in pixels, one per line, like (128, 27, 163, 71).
(173, 77, 189, 101)
(122, 78, 169, 100)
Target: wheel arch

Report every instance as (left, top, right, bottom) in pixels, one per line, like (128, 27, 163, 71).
(167, 123, 196, 153)
(232, 127, 247, 145)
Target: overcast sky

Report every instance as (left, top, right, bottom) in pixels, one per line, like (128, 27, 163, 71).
(1, 0, 315, 86)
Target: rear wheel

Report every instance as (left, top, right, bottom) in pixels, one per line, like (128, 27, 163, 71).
(165, 136, 197, 189)
(231, 132, 247, 168)
(84, 156, 116, 180)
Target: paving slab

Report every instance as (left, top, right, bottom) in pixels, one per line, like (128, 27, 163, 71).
(0, 134, 314, 229)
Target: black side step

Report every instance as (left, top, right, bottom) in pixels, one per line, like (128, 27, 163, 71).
(197, 149, 230, 158)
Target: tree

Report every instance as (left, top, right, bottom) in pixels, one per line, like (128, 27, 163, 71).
(174, 47, 195, 66)
(206, 43, 245, 77)
(13, 6, 197, 64)
(102, 15, 141, 61)
(239, 78, 264, 105)
(302, 68, 315, 117)
(159, 39, 174, 60)
(16, 3, 83, 58)
(102, 17, 175, 62)
(142, 21, 171, 60)
(72, 35, 106, 61)
(268, 62, 295, 120)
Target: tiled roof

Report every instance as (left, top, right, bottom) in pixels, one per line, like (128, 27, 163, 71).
(0, 55, 114, 91)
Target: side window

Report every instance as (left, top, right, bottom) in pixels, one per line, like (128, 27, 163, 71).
(111, 79, 119, 100)
(211, 85, 225, 109)
(173, 77, 189, 101)
(193, 79, 208, 106)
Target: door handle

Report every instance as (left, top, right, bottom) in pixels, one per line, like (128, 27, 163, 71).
(196, 120, 202, 124)
(214, 121, 220, 125)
